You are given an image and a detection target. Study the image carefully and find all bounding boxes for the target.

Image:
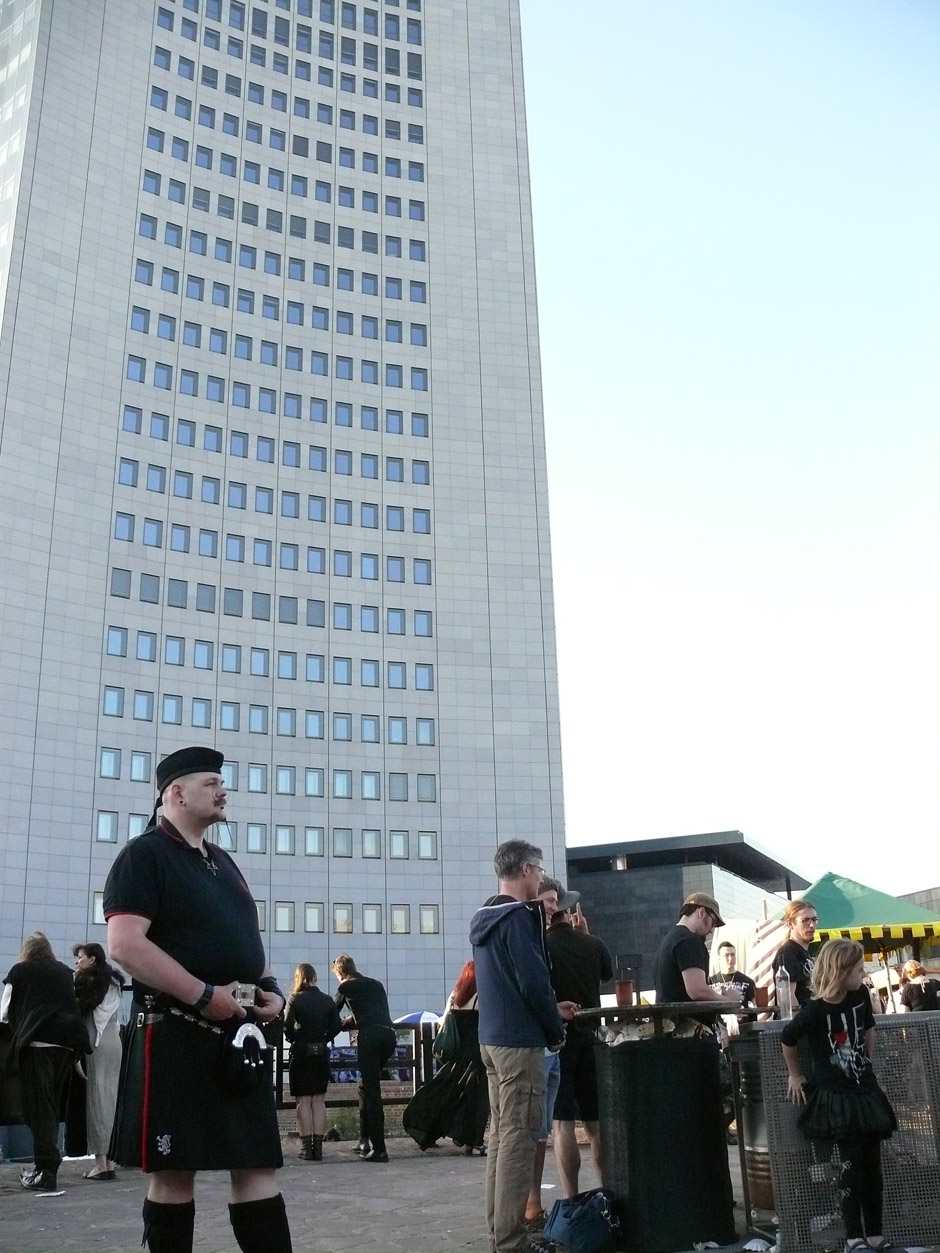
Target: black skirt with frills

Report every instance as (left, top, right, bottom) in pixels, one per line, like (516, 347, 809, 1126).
(798, 1079, 897, 1142)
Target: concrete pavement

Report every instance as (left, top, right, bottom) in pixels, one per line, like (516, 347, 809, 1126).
(1, 1136, 528, 1253)
(0, 1133, 769, 1253)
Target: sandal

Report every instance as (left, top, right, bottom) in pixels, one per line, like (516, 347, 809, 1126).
(83, 1169, 116, 1181)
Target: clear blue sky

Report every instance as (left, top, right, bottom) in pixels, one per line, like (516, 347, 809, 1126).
(519, 0, 940, 897)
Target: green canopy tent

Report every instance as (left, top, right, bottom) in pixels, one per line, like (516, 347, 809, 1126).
(798, 871, 940, 1008)
(803, 872, 940, 946)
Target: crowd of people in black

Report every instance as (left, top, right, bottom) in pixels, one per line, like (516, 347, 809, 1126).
(1, 750, 935, 1253)
(0, 755, 615, 1253)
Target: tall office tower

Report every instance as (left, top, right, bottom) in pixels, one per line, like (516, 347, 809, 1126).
(0, 0, 563, 1007)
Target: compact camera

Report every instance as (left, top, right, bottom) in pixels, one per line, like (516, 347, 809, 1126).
(234, 983, 257, 1008)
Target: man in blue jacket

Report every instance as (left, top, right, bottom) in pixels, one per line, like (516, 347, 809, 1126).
(470, 841, 576, 1253)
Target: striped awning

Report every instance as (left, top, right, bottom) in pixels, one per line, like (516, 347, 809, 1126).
(816, 923, 939, 944)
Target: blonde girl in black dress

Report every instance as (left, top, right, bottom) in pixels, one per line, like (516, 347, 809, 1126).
(781, 939, 898, 1253)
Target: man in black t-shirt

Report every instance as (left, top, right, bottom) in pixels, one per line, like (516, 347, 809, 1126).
(543, 882, 613, 1198)
(106, 745, 292, 1253)
(653, 892, 743, 1013)
(708, 940, 756, 1134)
(709, 942, 757, 1008)
(652, 893, 739, 1242)
(331, 955, 396, 1163)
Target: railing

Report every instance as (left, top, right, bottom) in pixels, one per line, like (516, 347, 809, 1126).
(270, 1019, 439, 1109)
(1, 1011, 439, 1124)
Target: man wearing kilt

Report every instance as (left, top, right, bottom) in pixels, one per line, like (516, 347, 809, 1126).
(105, 746, 292, 1253)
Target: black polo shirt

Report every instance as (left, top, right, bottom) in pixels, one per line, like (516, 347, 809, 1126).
(103, 821, 265, 998)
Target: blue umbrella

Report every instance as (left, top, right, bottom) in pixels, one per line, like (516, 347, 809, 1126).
(394, 1010, 442, 1024)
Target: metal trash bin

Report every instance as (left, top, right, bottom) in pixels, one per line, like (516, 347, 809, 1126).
(729, 1026, 775, 1214)
(595, 1033, 736, 1253)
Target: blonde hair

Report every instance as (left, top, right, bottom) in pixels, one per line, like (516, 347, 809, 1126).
(782, 899, 816, 930)
(811, 939, 864, 1002)
(904, 960, 926, 979)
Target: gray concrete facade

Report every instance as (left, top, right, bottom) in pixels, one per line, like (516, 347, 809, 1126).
(0, 0, 564, 1011)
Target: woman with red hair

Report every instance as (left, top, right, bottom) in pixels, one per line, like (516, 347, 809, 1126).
(451, 960, 477, 1010)
(403, 960, 488, 1154)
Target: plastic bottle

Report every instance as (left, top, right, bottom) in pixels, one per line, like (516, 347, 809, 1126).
(775, 967, 792, 1019)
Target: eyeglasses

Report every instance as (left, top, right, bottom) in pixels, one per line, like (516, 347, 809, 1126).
(525, 862, 544, 874)
(798, 916, 819, 925)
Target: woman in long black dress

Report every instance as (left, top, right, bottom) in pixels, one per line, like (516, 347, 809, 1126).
(403, 960, 488, 1153)
(284, 963, 341, 1161)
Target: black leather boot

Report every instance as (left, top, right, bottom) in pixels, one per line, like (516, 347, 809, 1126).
(311, 1134, 323, 1161)
(229, 1194, 293, 1253)
(298, 1134, 314, 1160)
(141, 1198, 195, 1253)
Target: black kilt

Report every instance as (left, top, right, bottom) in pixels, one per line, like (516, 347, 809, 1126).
(110, 1003, 283, 1172)
(288, 1046, 331, 1097)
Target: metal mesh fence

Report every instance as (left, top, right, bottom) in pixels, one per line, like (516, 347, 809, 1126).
(760, 1014, 940, 1251)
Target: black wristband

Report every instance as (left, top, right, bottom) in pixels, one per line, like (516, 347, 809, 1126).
(192, 983, 214, 1013)
(257, 976, 284, 1001)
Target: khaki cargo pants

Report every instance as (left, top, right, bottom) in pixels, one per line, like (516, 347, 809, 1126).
(480, 1044, 546, 1253)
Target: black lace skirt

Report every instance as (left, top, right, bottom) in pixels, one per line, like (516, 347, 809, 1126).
(798, 1080, 897, 1142)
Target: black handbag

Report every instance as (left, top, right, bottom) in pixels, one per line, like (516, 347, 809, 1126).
(543, 1187, 620, 1253)
(432, 1012, 459, 1063)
